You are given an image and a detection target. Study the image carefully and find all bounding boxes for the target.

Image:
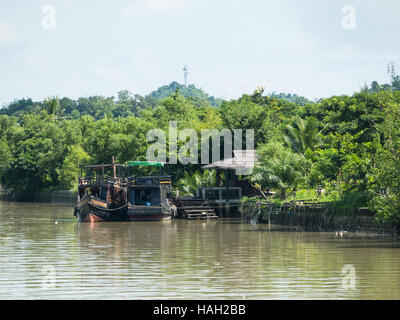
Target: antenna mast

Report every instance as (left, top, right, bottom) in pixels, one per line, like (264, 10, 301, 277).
(183, 64, 188, 87)
(387, 62, 396, 79)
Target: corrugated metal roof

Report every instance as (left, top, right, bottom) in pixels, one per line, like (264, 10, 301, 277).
(202, 150, 258, 174)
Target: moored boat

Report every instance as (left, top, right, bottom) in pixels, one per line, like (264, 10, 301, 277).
(74, 160, 175, 222)
(74, 161, 129, 222)
(125, 161, 175, 221)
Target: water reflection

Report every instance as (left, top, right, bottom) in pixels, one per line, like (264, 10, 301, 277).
(0, 201, 399, 299)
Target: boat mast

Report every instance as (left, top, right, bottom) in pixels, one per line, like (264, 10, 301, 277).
(112, 156, 116, 179)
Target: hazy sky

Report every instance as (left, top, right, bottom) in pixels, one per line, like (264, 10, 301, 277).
(0, 0, 399, 106)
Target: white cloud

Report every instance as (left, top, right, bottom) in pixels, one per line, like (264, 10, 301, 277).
(0, 19, 18, 45)
(122, 0, 187, 15)
(96, 67, 127, 82)
(322, 45, 399, 62)
(131, 48, 158, 73)
(219, 75, 253, 99)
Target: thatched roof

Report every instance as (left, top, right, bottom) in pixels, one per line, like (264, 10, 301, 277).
(202, 150, 258, 175)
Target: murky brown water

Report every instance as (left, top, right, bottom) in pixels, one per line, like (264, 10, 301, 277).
(0, 201, 399, 299)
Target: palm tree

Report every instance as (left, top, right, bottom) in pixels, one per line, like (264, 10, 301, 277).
(177, 170, 217, 196)
(283, 116, 324, 155)
(45, 96, 61, 117)
(249, 142, 310, 199)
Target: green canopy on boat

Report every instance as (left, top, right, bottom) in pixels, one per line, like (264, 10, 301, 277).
(125, 161, 165, 168)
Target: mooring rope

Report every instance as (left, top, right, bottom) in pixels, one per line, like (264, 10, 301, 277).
(89, 201, 128, 212)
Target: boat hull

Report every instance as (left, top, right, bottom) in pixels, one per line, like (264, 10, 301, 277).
(75, 197, 129, 222)
(127, 205, 172, 221)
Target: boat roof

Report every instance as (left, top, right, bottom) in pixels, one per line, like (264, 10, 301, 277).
(80, 161, 165, 170)
(125, 161, 165, 167)
(80, 164, 125, 170)
(202, 150, 258, 171)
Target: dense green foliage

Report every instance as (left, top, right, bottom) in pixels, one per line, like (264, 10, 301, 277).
(149, 81, 223, 107)
(0, 82, 221, 120)
(269, 92, 313, 106)
(1, 78, 400, 226)
(249, 141, 310, 199)
(368, 102, 400, 224)
(177, 170, 218, 197)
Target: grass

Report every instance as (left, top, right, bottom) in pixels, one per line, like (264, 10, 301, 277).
(243, 187, 368, 210)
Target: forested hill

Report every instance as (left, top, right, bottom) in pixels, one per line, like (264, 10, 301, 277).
(269, 92, 314, 106)
(0, 82, 224, 119)
(149, 81, 223, 107)
(2, 78, 400, 120)
(0, 82, 309, 120)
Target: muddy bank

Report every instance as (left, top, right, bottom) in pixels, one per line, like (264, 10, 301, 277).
(0, 189, 76, 205)
(35, 190, 76, 204)
(256, 203, 398, 236)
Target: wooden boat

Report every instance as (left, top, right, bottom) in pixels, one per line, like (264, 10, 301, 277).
(74, 160, 175, 222)
(125, 161, 175, 221)
(74, 161, 129, 222)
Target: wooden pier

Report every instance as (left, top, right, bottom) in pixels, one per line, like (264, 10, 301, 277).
(196, 187, 243, 218)
(174, 197, 218, 220)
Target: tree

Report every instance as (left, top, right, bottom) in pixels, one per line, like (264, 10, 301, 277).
(283, 116, 322, 155)
(269, 92, 313, 106)
(0, 112, 71, 198)
(0, 140, 11, 170)
(369, 102, 400, 226)
(177, 170, 218, 196)
(220, 98, 268, 146)
(369, 81, 381, 93)
(58, 145, 91, 189)
(113, 90, 142, 117)
(249, 141, 310, 199)
(45, 96, 61, 116)
(148, 81, 222, 107)
(0, 98, 39, 116)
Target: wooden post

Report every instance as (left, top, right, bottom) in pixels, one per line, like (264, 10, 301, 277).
(112, 156, 116, 179)
(268, 204, 271, 228)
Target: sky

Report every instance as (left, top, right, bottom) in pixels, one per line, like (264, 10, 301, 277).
(0, 0, 399, 106)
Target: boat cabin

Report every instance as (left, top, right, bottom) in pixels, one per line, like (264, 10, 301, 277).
(78, 163, 127, 203)
(126, 175, 172, 207)
(75, 159, 172, 222)
(124, 161, 173, 221)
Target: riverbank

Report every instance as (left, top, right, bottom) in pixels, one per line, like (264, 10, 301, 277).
(0, 188, 76, 205)
(1, 188, 398, 237)
(256, 202, 398, 237)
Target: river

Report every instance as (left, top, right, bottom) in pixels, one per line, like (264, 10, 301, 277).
(0, 201, 399, 300)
